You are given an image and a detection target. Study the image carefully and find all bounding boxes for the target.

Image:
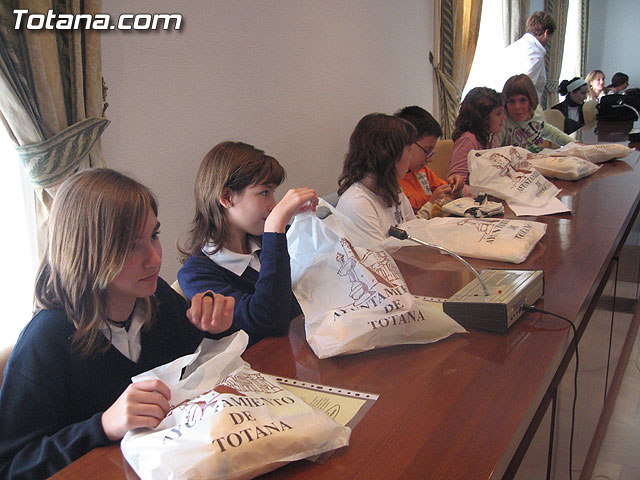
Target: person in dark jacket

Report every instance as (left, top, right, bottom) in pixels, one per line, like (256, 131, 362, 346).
(552, 77, 589, 134)
(0, 168, 234, 478)
(178, 141, 317, 346)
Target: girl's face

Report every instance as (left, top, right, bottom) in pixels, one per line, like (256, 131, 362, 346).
(570, 85, 588, 104)
(226, 182, 277, 237)
(395, 145, 413, 179)
(488, 105, 506, 134)
(590, 74, 604, 93)
(408, 135, 438, 173)
(506, 94, 532, 122)
(107, 208, 162, 310)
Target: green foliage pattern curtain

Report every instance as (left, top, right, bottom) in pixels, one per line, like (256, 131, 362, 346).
(502, 0, 530, 46)
(0, 0, 108, 255)
(431, 0, 483, 139)
(543, 0, 570, 108)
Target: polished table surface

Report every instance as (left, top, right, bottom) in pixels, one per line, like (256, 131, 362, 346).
(52, 122, 640, 479)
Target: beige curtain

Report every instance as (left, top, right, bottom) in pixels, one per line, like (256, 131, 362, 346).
(0, 0, 108, 256)
(502, 0, 530, 46)
(431, 0, 483, 139)
(543, 0, 569, 108)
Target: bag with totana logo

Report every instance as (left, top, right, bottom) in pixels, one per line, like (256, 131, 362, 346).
(526, 152, 601, 180)
(551, 143, 634, 164)
(468, 146, 560, 207)
(286, 201, 465, 359)
(382, 218, 546, 264)
(121, 332, 350, 479)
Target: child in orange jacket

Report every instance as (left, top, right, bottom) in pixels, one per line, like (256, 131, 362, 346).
(394, 106, 466, 219)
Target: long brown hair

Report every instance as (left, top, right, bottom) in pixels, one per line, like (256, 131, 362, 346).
(180, 141, 285, 259)
(35, 168, 158, 357)
(337, 113, 416, 208)
(452, 87, 503, 147)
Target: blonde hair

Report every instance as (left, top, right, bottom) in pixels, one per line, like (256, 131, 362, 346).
(35, 168, 158, 357)
(180, 141, 285, 258)
(585, 70, 605, 100)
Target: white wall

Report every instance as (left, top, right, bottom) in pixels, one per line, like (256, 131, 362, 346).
(101, 0, 436, 281)
(587, 0, 640, 88)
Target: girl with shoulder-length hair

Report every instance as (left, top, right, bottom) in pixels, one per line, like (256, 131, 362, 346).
(178, 141, 317, 346)
(448, 87, 505, 183)
(335, 113, 417, 243)
(497, 73, 575, 152)
(0, 168, 234, 478)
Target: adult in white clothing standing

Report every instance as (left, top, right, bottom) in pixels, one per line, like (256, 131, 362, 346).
(497, 11, 556, 104)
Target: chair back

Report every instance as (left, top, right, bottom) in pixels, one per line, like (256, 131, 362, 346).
(583, 99, 598, 124)
(430, 139, 453, 179)
(543, 109, 566, 130)
(171, 280, 187, 300)
(323, 191, 340, 207)
(0, 344, 13, 389)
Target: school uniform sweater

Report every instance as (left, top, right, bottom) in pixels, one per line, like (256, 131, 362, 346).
(0, 279, 206, 479)
(178, 232, 301, 346)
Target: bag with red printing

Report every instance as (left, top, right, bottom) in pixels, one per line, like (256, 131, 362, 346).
(121, 331, 350, 479)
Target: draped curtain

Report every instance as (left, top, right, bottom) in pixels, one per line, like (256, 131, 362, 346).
(542, 0, 570, 108)
(578, 0, 590, 76)
(502, 0, 530, 46)
(430, 0, 483, 139)
(0, 0, 109, 256)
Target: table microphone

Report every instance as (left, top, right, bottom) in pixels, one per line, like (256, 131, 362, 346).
(388, 226, 489, 296)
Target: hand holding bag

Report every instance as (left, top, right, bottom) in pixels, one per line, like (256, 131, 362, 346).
(121, 332, 351, 479)
(287, 201, 465, 359)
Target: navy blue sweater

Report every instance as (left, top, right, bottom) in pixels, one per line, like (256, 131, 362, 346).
(178, 233, 301, 345)
(0, 279, 207, 479)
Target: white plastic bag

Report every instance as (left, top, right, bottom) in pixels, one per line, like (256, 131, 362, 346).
(286, 202, 465, 359)
(526, 153, 600, 180)
(468, 146, 560, 207)
(121, 332, 350, 480)
(441, 196, 505, 217)
(382, 217, 546, 264)
(553, 143, 633, 163)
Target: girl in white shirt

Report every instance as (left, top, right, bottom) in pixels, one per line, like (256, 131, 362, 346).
(336, 113, 417, 244)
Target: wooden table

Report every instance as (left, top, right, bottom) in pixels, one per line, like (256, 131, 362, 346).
(52, 123, 640, 479)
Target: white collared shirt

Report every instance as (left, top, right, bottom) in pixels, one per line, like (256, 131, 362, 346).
(202, 239, 261, 275)
(100, 300, 145, 362)
(498, 32, 547, 102)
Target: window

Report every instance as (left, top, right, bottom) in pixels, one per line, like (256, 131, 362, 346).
(0, 128, 38, 349)
(559, 0, 581, 84)
(462, 0, 504, 99)
(463, 0, 583, 100)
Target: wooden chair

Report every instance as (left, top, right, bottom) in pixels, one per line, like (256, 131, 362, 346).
(430, 139, 453, 179)
(171, 279, 187, 300)
(0, 344, 13, 388)
(583, 99, 598, 124)
(543, 108, 566, 130)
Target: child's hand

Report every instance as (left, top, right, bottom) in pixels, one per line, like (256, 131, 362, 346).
(264, 187, 318, 233)
(447, 174, 464, 196)
(187, 291, 234, 333)
(101, 380, 171, 440)
(430, 184, 454, 206)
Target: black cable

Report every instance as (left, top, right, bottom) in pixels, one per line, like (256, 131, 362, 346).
(524, 304, 578, 480)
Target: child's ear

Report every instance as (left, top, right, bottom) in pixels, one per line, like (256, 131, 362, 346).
(219, 188, 233, 209)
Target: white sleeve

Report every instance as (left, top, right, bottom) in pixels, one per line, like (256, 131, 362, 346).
(336, 192, 388, 244)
